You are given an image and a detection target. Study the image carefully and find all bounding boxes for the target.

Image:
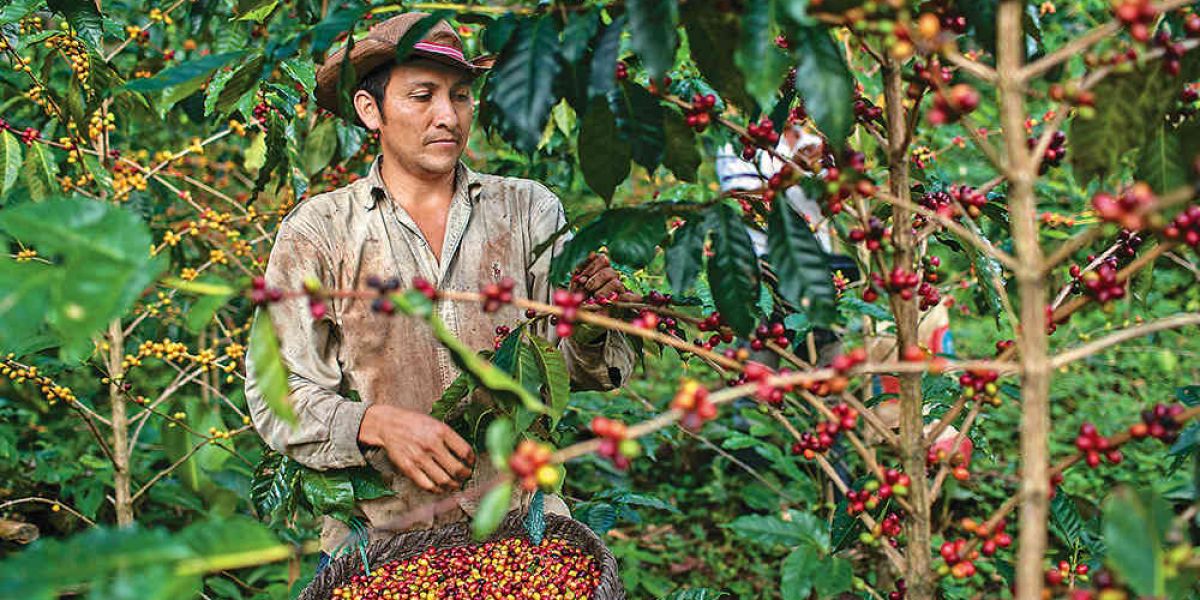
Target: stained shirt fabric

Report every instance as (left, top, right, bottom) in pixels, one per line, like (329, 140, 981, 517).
(244, 155, 635, 552)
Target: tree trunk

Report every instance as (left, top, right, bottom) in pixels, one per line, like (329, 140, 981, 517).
(108, 319, 134, 526)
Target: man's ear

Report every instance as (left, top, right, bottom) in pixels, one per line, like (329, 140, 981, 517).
(353, 90, 382, 131)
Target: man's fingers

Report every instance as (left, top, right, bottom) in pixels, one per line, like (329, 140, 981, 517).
(440, 425, 475, 466)
(420, 460, 457, 494)
(575, 254, 610, 279)
(584, 269, 619, 293)
(617, 291, 642, 303)
(395, 457, 439, 494)
(594, 279, 626, 298)
(431, 442, 472, 482)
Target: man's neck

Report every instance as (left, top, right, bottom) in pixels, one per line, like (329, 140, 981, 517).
(377, 154, 457, 210)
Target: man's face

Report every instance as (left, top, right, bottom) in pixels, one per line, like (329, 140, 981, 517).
(356, 59, 475, 178)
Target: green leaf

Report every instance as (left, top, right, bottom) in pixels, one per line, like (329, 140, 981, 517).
(347, 467, 394, 501)
(767, 200, 835, 325)
(579, 502, 617, 535)
(780, 545, 815, 600)
(235, 0, 278, 22)
(957, 0, 997, 55)
(0, 261, 55, 354)
(202, 67, 237, 117)
(280, 59, 317, 98)
(1103, 487, 1171, 597)
(47, 0, 103, 50)
(1137, 119, 1200, 193)
(578, 96, 631, 201)
(0, 130, 21, 199)
(20, 142, 58, 202)
(614, 81, 666, 171)
(214, 54, 265, 118)
(248, 310, 297, 425)
(252, 112, 288, 197)
(432, 371, 476, 421)
(814, 556, 853, 597)
(488, 16, 563, 153)
(660, 589, 727, 600)
(251, 451, 302, 522)
(561, 8, 600, 64)
(586, 15, 624, 100)
(302, 119, 339, 176)
(681, 0, 753, 111)
(724, 510, 827, 549)
(299, 469, 355, 521)
(551, 206, 670, 283)
(665, 211, 711, 294)
(244, 131, 267, 172)
(485, 417, 515, 470)
(472, 481, 513, 540)
(708, 204, 761, 336)
(124, 52, 245, 93)
(1049, 492, 1086, 549)
(0, 0, 42, 27)
(627, 0, 678, 81)
(184, 283, 234, 334)
(1071, 55, 1199, 185)
(528, 335, 570, 428)
(791, 24, 855, 150)
(308, 5, 367, 57)
(735, 0, 791, 111)
(663, 110, 701, 182)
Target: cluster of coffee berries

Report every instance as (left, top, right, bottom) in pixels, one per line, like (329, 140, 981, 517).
(1044, 560, 1090, 589)
(480, 277, 516, 313)
(248, 276, 284, 306)
(412, 276, 438, 300)
(749, 321, 795, 351)
(740, 118, 780, 160)
(927, 435, 972, 481)
(1170, 85, 1199, 122)
(551, 289, 585, 337)
(1154, 29, 1189, 75)
(591, 416, 640, 469)
(1075, 422, 1122, 467)
(938, 538, 979, 579)
(614, 60, 628, 80)
(738, 361, 787, 405)
(327, 536, 600, 600)
(1164, 205, 1200, 248)
(684, 93, 717, 132)
(831, 347, 868, 374)
(959, 517, 1013, 557)
(760, 164, 798, 208)
(695, 312, 733, 351)
(1092, 182, 1155, 230)
(492, 325, 513, 349)
(927, 84, 980, 125)
(849, 216, 888, 251)
(871, 512, 905, 549)
(960, 369, 1000, 406)
(844, 488, 878, 515)
(821, 155, 877, 215)
(1131, 402, 1186, 443)
(300, 278, 330, 319)
(853, 96, 884, 125)
(887, 578, 908, 600)
(1078, 260, 1126, 304)
(644, 290, 673, 306)
(672, 379, 716, 430)
(365, 275, 402, 315)
(791, 404, 859, 459)
(1116, 229, 1144, 260)
(909, 59, 953, 100)
(509, 439, 559, 492)
(1028, 130, 1068, 174)
(1114, 0, 1158, 42)
(866, 268, 921, 302)
(1049, 83, 1096, 109)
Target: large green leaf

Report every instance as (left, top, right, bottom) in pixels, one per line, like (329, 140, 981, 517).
(0, 130, 21, 199)
(0, 0, 42, 27)
(708, 204, 761, 336)
(663, 110, 701, 182)
(627, 0, 678, 81)
(432, 371, 477, 421)
(665, 211, 711, 295)
(613, 81, 666, 171)
(0, 261, 56, 354)
(528, 335, 570, 428)
(767, 200, 835, 326)
(248, 311, 297, 425)
(1103, 488, 1171, 598)
(578, 96, 631, 202)
(210, 54, 265, 119)
(1072, 55, 1199, 185)
(20, 142, 58, 202)
(472, 481, 513, 540)
(735, 0, 791, 112)
(791, 24, 855, 150)
(725, 509, 828, 549)
(302, 118, 339, 176)
(1137, 119, 1200, 193)
(781, 545, 815, 600)
(561, 8, 600, 64)
(0, 197, 165, 357)
(550, 207, 669, 283)
(681, 0, 753, 111)
(586, 15, 624, 100)
(489, 16, 563, 153)
(124, 52, 245, 93)
(299, 469, 355, 522)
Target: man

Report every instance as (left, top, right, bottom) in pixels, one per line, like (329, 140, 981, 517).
(244, 12, 636, 561)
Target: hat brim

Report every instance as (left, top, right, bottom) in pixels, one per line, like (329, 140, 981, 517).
(314, 41, 491, 121)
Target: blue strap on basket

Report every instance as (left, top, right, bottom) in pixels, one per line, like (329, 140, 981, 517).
(524, 490, 545, 545)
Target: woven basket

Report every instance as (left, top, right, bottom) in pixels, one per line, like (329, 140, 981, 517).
(298, 511, 625, 600)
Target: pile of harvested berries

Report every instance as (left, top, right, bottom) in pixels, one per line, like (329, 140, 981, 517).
(328, 536, 601, 600)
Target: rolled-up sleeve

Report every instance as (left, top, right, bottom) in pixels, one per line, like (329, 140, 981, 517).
(244, 221, 369, 470)
(526, 185, 636, 390)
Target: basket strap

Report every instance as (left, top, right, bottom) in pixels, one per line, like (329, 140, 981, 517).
(523, 490, 545, 545)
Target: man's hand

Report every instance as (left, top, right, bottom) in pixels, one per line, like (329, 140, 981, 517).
(357, 405, 475, 494)
(570, 253, 640, 302)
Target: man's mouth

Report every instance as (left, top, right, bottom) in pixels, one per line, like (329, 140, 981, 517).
(427, 138, 459, 146)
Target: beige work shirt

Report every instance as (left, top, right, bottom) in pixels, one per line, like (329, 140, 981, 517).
(245, 155, 635, 552)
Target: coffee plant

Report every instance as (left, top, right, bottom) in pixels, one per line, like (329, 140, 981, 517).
(2, 0, 1200, 599)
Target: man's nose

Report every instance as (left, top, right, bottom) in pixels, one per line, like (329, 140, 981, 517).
(431, 92, 459, 130)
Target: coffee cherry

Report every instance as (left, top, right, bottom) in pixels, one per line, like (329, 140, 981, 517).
(509, 439, 555, 492)
(1163, 204, 1200, 248)
(480, 277, 515, 312)
(928, 84, 980, 125)
(672, 379, 716, 430)
(1092, 182, 1155, 230)
(412, 276, 437, 299)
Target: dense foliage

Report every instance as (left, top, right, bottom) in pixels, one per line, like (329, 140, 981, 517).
(2, 0, 1200, 599)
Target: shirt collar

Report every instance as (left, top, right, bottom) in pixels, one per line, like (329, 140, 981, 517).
(362, 154, 483, 210)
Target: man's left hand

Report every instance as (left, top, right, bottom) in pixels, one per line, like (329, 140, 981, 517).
(571, 253, 640, 302)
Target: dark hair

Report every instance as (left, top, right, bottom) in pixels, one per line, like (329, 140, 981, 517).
(356, 61, 396, 124)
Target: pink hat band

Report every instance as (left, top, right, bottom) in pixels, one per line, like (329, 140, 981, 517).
(412, 41, 467, 63)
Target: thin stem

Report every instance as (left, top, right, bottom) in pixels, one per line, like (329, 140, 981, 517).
(1050, 313, 1200, 368)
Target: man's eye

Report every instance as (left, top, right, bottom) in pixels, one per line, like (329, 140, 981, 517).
(454, 93, 471, 101)
(412, 93, 431, 101)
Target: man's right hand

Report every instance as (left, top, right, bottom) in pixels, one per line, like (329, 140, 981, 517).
(357, 405, 476, 495)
